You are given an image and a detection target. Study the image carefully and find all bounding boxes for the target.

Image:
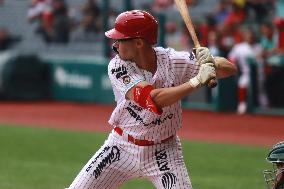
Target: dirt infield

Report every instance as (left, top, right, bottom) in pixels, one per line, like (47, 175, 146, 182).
(0, 102, 283, 146)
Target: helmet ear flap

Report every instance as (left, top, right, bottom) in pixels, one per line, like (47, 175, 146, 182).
(267, 141, 284, 163)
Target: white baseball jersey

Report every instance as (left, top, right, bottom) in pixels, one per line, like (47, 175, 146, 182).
(67, 47, 198, 189)
(108, 47, 199, 141)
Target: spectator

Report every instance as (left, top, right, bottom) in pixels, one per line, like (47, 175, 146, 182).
(198, 15, 217, 47)
(260, 19, 284, 66)
(260, 22, 277, 57)
(152, 0, 173, 12)
(27, 0, 53, 43)
(273, 17, 284, 55)
(0, 28, 21, 51)
(260, 19, 284, 108)
(261, 1, 284, 65)
(213, 0, 230, 25)
(260, 21, 279, 72)
(152, 0, 198, 13)
(70, 12, 100, 42)
(261, 0, 284, 58)
(207, 30, 221, 57)
(245, 0, 274, 24)
(82, 0, 100, 19)
(218, 22, 243, 57)
(51, 0, 72, 44)
(224, 1, 246, 27)
(27, 0, 72, 44)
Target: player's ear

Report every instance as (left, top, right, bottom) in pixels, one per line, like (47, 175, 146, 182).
(135, 38, 144, 48)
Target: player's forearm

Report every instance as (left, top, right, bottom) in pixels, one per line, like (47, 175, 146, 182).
(215, 57, 238, 78)
(150, 83, 196, 108)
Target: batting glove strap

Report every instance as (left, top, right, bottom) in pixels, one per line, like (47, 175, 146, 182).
(188, 77, 201, 88)
(189, 63, 216, 88)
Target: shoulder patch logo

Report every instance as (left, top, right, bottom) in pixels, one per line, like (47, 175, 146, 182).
(111, 66, 128, 79)
(122, 75, 131, 85)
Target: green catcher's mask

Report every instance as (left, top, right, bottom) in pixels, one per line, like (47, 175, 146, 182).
(263, 141, 284, 189)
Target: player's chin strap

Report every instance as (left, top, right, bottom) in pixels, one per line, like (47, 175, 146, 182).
(133, 85, 162, 115)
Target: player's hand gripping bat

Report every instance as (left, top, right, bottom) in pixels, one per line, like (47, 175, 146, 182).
(174, 0, 217, 88)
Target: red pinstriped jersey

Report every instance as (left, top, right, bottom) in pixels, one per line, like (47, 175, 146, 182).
(108, 47, 199, 140)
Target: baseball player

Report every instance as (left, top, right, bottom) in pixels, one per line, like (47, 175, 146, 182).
(228, 29, 266, 114)
(66, 10, 237, 189)
(264, 141, 284, 189)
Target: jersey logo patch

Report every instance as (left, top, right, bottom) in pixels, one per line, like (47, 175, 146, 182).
(162, 172, 177, 189)
(125, 102, 174, 127)
(85, 146, 110, 172)
(85, 145, 121, 179)
(122, 75, 131, 85)
(189, 52, 195, 60)
(144, 113, 173, 127)
(155, 149, 170, 172)
(155, 149, 177, 189)
(111, 66, 127, 79)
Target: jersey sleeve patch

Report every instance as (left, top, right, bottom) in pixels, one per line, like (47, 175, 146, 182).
(133, 85, 162, 115)
(108, 58, 145, 98)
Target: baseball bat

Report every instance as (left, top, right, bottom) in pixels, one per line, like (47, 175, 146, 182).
(174, 0, 217, 88)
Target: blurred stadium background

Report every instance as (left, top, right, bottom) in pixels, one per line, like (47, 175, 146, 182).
(0, 0, 284, 114)
(0, 0, 284, 189)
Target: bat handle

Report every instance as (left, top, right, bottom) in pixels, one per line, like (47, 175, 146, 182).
(207, 56, 217, 88)
(207, 78, 217, 88)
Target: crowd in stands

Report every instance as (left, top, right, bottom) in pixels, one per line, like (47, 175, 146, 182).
(0, 28, 21, 51)
(147, 0, 284, 113)
(27, 0, 102, 44)
(1, 0, 284, 112)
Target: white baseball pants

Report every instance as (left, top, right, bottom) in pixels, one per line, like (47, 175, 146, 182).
(66, 131, 193, 189)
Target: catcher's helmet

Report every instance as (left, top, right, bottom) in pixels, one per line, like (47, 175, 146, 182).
(267, 141, 284, 163)
(105, 10, 158, 45)
(263, 141, 284, 189)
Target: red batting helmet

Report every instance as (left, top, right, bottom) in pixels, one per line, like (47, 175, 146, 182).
(105, 10, 158, 45)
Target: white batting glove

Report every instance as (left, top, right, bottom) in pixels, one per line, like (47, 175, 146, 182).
(195, 47, 215, 65)
(188, 63, 216, 88)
